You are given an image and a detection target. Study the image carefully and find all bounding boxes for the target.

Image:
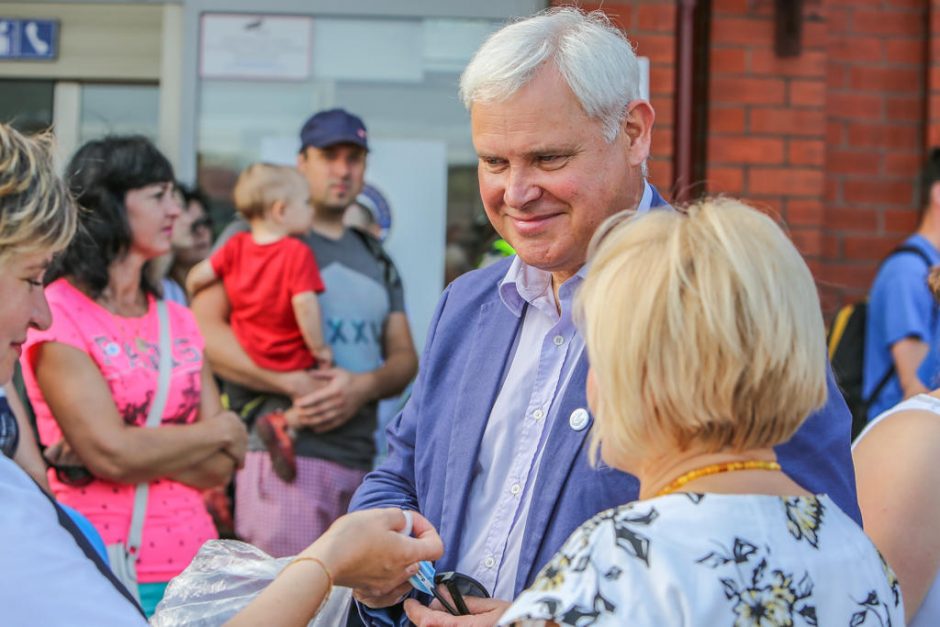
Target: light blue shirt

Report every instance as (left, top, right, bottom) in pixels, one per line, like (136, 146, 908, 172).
(455, 182, 655, 600)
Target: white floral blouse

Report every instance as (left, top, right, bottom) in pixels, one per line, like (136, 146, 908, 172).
(499, 493, 903, 626)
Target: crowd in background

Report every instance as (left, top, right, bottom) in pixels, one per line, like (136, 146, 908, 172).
(1, 6, 939, 627)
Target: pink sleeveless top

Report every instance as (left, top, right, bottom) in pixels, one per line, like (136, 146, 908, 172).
(21, 279, 217, 583)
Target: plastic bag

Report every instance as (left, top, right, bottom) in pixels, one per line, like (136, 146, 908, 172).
(150, 540, 352, 627)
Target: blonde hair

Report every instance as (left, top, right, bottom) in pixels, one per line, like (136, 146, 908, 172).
(232, 163, 306, 220)
(577, 198, 828, 465)
(0, 124, 76, 263)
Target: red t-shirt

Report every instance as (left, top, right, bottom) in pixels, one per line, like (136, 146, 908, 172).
(211, 232, 325, 371)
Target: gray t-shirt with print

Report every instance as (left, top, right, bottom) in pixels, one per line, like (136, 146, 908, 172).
(216, 221, 404, 470)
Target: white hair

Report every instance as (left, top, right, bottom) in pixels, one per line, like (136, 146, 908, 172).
(459, 7, 642, 143)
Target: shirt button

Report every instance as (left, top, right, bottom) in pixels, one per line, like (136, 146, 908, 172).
(510, 483, 521, 495)
(553, 335, 565, 346)
(484, 556, 496, 569)
(532, 409, 544, 420)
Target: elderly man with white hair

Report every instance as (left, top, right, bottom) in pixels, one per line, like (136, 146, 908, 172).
(349, 8, 859, 625)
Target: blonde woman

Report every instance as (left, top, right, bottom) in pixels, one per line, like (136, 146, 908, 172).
(490, 200, 903, 625)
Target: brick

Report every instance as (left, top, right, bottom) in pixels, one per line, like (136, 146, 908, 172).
(847, 123, 921, 150)
(786, 199, 825, 226)
(822, 262, 878, 292)
(853, 9, 928, 37)
(823, 233, 843, 258)
(711, 47, 748, 74)
(826, 7, 853, 36)
(710, 106, 746, 133)
(788, 139, 825, 166)
(789, 80, 825, 106)
(826, 178, 842, 202)
(651, 95, 675, 121)
(803, 21, 827, 45)
(827, 64, 849, 89)
(827, 92, 884, 120)
(748, 168, 823, 196)
(711, 76, 786, 104)
(829, 37, 883, 64)
(850, 66, 924, 92)
(884, 151, 925, 177)
(827, 121, 846, 147)
(636, 4, 676, 32)
(750, 108, 825, 136)
(886, 96, 924, 122)
(648, 65, 675, 96)
(712, 0, 750, 15)
(885, 39, 926, 66)
(827, 150, 881, 176)
(844, 236, 897, 261)
(789, 227, 824, 257)
(884, 208, 922, 233)
(651, 128, 673, 159)
(711, 16, 773, 46)
(647, 158, 673, 189)
(930, 66, 940, 90)
(826, 207, 879, 230)
(843, 179, 916, 205)
(706, 166, 745, 194)
(635, 34, 675, 65)
(750, 49, 826, 78)
(709, 136, 785, 164)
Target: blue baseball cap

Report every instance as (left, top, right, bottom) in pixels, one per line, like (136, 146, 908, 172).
(299, 108, 369, 151)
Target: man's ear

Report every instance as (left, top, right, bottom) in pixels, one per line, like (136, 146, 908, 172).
(296, 149, 307, 172)
(931, 181, 940, 209)
(621, 100, 655, 168)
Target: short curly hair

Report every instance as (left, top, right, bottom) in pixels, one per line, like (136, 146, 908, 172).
(0, 124, 76, 263)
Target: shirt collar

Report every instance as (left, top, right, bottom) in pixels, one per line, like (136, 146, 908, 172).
(498, 181, 652, 317)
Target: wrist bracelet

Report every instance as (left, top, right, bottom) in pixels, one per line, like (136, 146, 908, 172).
(282, 555, 334, 615)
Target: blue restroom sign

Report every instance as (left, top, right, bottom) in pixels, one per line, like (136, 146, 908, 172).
(0, 19, 59, 60)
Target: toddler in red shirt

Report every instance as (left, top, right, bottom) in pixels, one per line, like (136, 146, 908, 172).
(187, 163, 329, 481)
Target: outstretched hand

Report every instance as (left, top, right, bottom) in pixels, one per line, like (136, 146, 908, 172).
(310, 508, 443, 594)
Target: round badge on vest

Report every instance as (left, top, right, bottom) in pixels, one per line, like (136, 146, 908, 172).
(569, 408, 590, 431)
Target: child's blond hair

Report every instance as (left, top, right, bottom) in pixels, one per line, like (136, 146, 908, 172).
(232, 163, 306, 220)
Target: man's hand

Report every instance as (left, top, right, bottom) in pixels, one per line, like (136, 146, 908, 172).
(404, 596, 511, 627)
(288, 367, 371, 433)
(353, 582, 413, 611)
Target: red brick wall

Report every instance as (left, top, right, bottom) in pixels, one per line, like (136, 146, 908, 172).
(557, 1, 677, 189)
(822, 0, 929, 311)
(930, 0, 940, 148)
(552, 0, 935, 315)
(707, 0, 828, 279)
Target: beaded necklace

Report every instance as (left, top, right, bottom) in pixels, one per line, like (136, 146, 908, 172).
(655, 460, 781, 497)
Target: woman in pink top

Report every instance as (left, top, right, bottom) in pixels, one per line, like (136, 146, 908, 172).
(20, 136, 248, 616)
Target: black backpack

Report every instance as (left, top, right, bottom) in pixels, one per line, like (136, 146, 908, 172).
(827, 245, 933, 440)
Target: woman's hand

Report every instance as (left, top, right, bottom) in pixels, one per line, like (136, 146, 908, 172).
(306, 508, 443, 592)
(212, 410, 248, 468)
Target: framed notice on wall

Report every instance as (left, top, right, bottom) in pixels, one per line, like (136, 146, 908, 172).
(199, 13, 312, 81)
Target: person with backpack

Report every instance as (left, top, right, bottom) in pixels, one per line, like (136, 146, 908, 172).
(863, 149, 940, 423)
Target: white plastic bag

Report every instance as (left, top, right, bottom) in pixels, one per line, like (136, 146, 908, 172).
(150, 540, 352, 627)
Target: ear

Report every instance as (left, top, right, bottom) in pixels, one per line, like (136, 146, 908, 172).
(621, 100, 655, 168)
(296, 149, 307, 172)
(931, 181, 940, 209)
(269, 200, 287, 222)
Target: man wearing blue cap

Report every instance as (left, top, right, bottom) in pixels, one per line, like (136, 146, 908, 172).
(193, 108, 418, 557)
